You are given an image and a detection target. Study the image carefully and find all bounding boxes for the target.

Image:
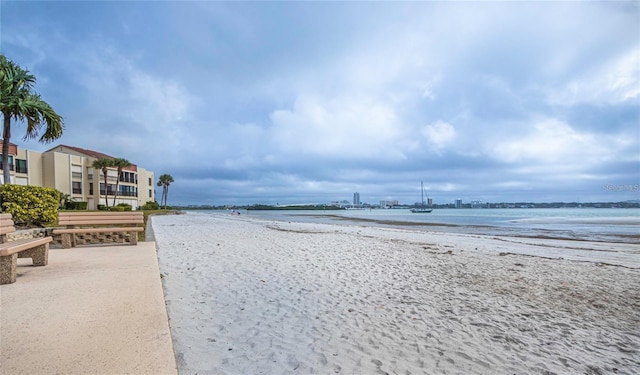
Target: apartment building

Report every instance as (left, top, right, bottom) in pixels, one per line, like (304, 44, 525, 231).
(0, 143, 155, 210)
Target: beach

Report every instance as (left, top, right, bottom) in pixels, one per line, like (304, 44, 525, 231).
(153, 212, 640, 375)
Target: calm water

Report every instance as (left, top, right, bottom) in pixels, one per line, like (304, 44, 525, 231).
(213, 208, 640, 243)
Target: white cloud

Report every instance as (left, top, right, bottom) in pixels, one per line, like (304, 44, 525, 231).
(489, 118, 628, 167)
(548, 48, 640, 105)
(270, 94, 402, 159)
(421, 121, 456, 151)
(68, 47, 200, 163)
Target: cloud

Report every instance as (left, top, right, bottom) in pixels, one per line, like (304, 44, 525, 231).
(420, 121, 456, 152)
(488, 118, 630, 168)
(269, 94, 403, 160)
(2, 1, 638, 204)
(548, 48, 640, 105)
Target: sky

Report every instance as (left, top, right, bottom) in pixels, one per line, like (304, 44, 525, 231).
(1, 1, 639, 206)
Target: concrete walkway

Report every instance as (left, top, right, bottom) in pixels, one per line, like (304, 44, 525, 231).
(0, 242, 177, 375)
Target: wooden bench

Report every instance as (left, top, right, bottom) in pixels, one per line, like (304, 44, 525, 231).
(53, 211, 144, 249)
(0, 214, 53, 285)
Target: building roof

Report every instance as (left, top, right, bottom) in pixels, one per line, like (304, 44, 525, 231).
(51, 145, 115, 159)
(46, 145, 138, 171)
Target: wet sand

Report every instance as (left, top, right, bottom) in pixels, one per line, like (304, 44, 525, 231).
(153, 212, 640, 375)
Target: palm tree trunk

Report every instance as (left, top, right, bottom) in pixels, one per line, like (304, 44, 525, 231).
(103, 171, 110, 208)
(112, 172, 120, 207)
(2, 116, 12, 184)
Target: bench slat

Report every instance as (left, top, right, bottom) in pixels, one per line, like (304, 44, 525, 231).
(58, 211, 143, 217)
(59, 219, 144, 225)
(58, 214, 142, 219)
(58, 212, 143, 226)
(53, 227, 144, 234)
(0, 226, 16, 235)
(0, 237, 52, 257)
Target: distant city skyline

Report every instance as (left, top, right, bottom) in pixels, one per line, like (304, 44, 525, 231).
(2, 2, 638, 205)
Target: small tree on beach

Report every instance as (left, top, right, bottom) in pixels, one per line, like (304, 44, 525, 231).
(0, 55, 63, 184)
(92, 157, 114, 208)
(157, 173, 174, 209)
(111, 157, 131, 207)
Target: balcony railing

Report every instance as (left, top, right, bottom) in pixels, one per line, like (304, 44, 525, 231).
(99, 190, 137, 197)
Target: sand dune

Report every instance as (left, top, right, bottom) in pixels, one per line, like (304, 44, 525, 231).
(152, 212, 640, 375)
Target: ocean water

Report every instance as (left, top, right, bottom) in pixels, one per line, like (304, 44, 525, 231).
(212, 208, 640, 243)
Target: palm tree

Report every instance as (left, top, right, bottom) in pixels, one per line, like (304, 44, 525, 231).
(92, 157, 114, 208)
(111, 158, 131, 207)
(157, 174, 174, 209)
(1, 55, 63, 184)
(156, 179, 165, 209)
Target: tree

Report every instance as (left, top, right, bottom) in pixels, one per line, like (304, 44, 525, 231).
(111, 158, 131, 207)
(1, 55, 63, 184)
(157, 174, 174, 209)
(92, 157, 114, 208)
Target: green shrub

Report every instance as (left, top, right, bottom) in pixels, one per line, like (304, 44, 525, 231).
(109, 206, 125, 211)
(98, 205, 108, 211)
(0, 185, 59, 226)
(116, 203, 132, 211)
(141, 201, 160, 210)
(65, 201, 88, 210)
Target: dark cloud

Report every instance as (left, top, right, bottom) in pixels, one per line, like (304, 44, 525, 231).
(3, 2, 638, 205)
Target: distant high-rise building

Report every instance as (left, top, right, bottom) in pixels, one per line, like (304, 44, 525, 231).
(353, 192, 360, 205)
(455, 199, 463, 208)
(379, 200, 399, 208)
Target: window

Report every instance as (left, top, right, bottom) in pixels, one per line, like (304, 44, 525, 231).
(71, 165, 82, 179)
(118, 185, 136, 197)
(72, 181, 82, 194)
(119, 171, 136, 183)
(100, 183, 116, 195)
(89, 183, 94, 195)
(0, 156, 14, 171)
(149, 189, 152, 198)
(15, 159, 27, 174)
(149, 177, 152, 185)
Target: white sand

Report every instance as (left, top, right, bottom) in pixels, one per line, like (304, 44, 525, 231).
(152, 212, 640, 375)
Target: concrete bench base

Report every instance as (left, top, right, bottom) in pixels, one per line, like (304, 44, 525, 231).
(0, 237, 52, 285)
(54, 228, 144, 249)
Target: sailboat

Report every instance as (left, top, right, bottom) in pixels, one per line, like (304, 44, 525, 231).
(410, 181, 432, 213)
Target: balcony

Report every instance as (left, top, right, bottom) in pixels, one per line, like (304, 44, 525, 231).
(99, 190, 137, 197)
(119, 176, 137, 183)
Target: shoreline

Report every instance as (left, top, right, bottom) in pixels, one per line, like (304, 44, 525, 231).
(279, 212, 640, 244)
(153, 212, 640, 374)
